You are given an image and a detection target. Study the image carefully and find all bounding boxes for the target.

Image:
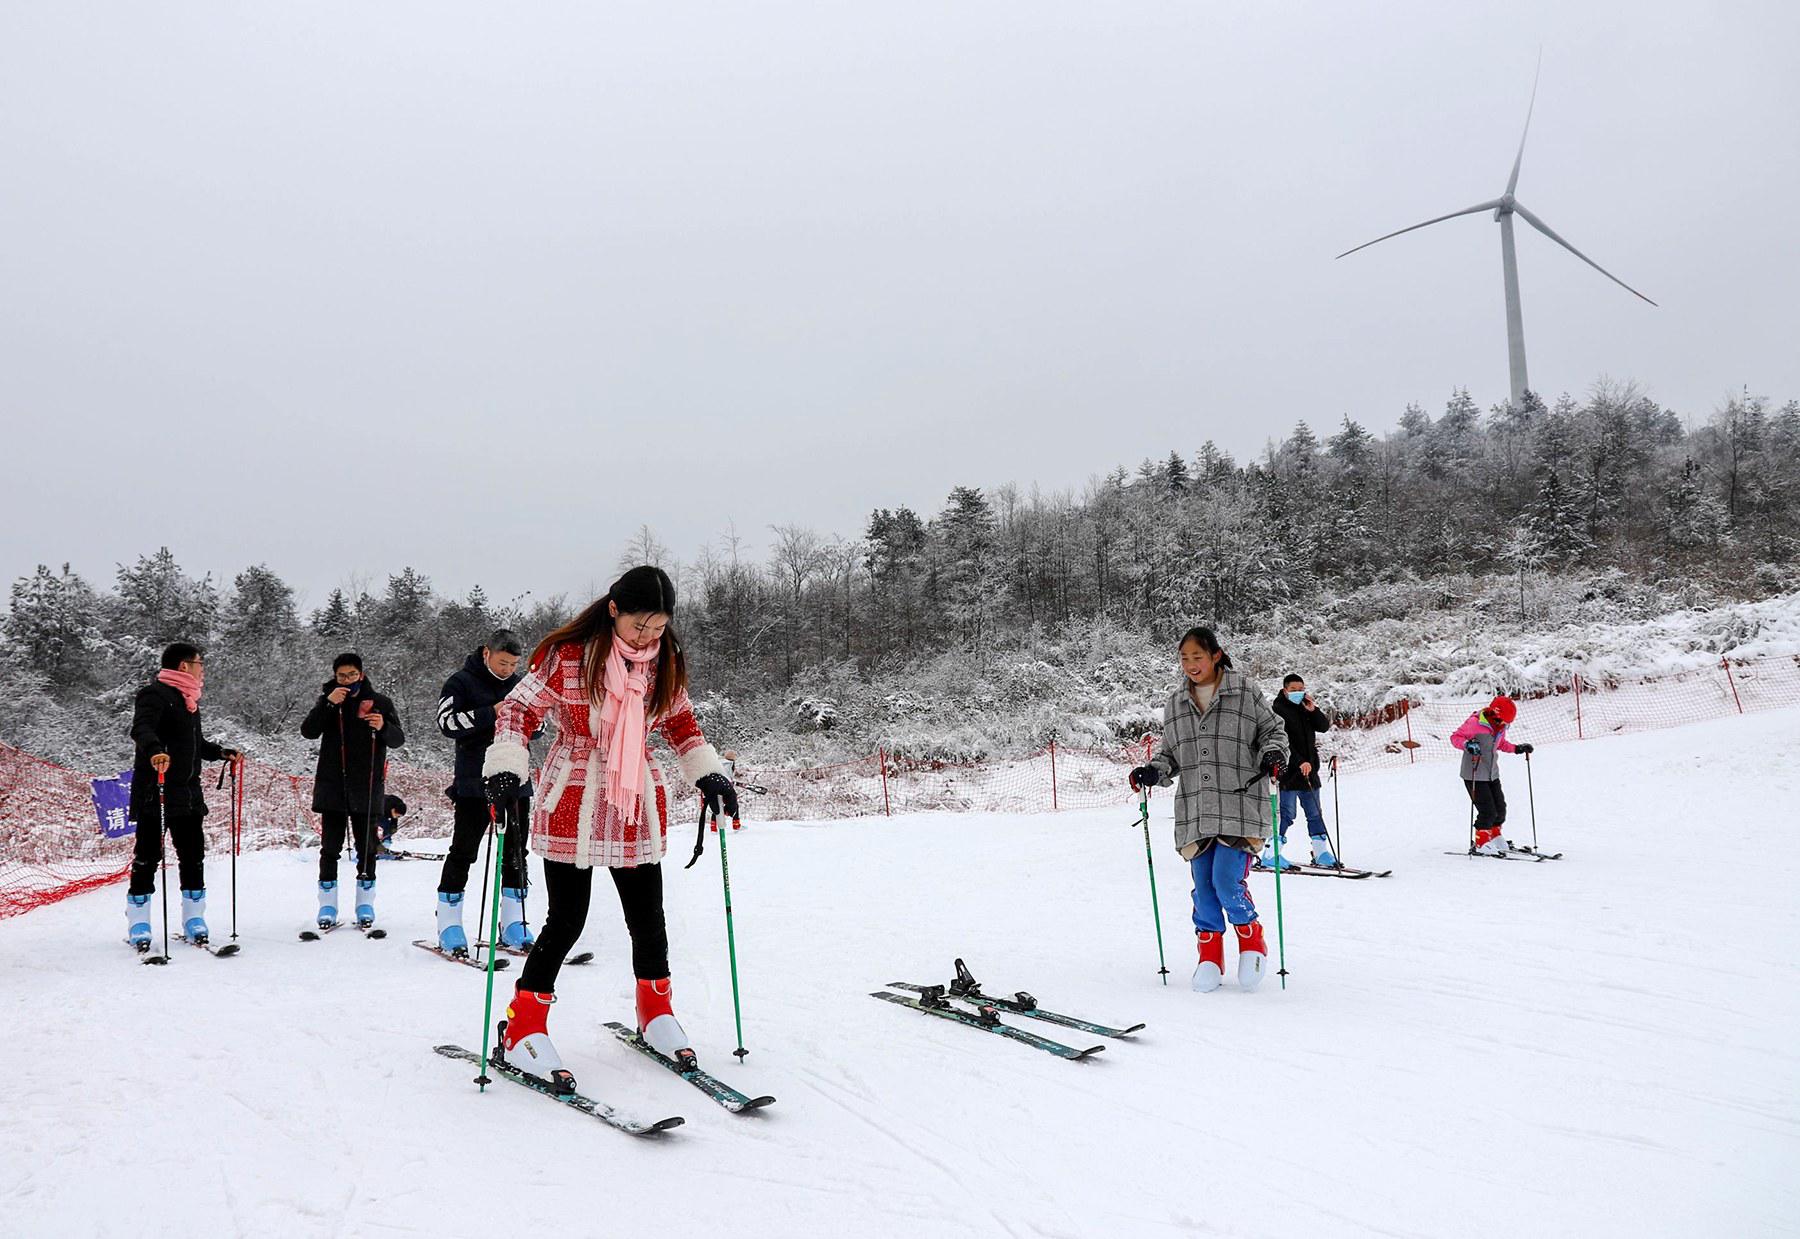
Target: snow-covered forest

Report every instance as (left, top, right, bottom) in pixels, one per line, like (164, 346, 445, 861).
(5, 383, 1797, 773)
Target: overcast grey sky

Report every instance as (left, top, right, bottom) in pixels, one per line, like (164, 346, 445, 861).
(3, 1, 1797, 612)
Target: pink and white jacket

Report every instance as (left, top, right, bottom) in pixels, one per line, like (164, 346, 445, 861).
(483, 641, 726, 869)
(1450, 711, 1515, 783)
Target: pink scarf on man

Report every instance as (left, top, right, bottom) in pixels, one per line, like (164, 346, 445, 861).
(599, 635, 660, 823)
(157, 668, 203, 713)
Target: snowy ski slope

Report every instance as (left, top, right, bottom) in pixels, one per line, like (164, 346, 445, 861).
(2, 708, 1795, 1238)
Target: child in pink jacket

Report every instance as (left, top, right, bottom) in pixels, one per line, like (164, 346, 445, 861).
(1451, 695, 1535, 855)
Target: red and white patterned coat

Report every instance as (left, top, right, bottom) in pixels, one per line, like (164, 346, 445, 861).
(482, 641, 725, 869)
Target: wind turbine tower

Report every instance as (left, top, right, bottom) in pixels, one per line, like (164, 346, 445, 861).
(1337, 68, 1657, 408)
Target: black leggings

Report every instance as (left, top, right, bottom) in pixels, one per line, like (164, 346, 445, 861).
(518, 860, 668, 993)
(1465, 779, 1508, 832)
(438, 797, 530, 893)
(319, 812, 379, 882)
(129, 813, 205, 895)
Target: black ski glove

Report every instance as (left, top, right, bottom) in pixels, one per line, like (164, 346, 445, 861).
(1463, 739, 1482, 755)
(1257, 751, 1284, 779)
(1128, 764, 1162, 791)
(484, 771, 522, 806)
(1515, 743, 1534, 755)
(697, 772, 739, 820)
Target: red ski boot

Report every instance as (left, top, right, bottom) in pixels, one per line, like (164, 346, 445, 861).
(636, 978, 693, 1062)
(1192, 931, 1225, 992)
(1234, 921, 1267, 991)
(1473, 826, 1506, 856)
(499, 987, 574, 1093)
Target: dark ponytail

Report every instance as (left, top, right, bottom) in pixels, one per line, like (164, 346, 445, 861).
(1178, 625, 1233, 671)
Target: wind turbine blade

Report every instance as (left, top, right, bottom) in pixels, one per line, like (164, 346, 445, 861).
(1335, 200, 1506, 260)
(1507, 51, 1543, 195)
(1511, 201, 1658, 306)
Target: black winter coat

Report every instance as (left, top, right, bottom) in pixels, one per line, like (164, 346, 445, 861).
(1272, 693, 1331, 791)
(300, 678, 406, 815)
(437, 651, 524, 801)
(129, 680, 226, 824)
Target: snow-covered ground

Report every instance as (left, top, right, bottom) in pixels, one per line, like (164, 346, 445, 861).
(4, 710, 1796, 1238)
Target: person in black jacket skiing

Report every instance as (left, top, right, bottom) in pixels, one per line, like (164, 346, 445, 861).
(124, 642, 239, 949)
(1266, 673, 1337, 869)
(300, 651, 405, 929)
(432, 629, 532, 958)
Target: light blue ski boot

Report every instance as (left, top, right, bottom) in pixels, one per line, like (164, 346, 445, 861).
(355, 879, 377, 928)
(181, 889, 208, 943)
(500, 887, 535, 950)
(317, 880, 338, 929)
(436, 891, 468, 956)
(126, 892, 154, 948)
(1309, 836, 1339, 868)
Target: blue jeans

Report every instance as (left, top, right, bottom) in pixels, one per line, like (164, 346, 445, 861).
(1189, 843, 1258, 934)
(1278, 789, 1328, 843)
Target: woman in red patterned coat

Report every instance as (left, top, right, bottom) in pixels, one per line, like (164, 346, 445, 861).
(481, 565, 737, 1093)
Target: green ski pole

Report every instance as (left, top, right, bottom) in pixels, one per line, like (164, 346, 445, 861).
(1269, 781, 1289, 989)
(1136, 789, 1170, 985)
(474, 800, 509, 1090)
(714, 804, 750, 1062)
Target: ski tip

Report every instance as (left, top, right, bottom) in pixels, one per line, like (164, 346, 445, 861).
(214, 944, 242, 957)
(737, 1095, 777, 1111)
(1117, 1023, 1147, 1036)
(1076, 1046, 1107, 1060)
(141, 955, 170, 966)
(641, 1116, 686, 1134)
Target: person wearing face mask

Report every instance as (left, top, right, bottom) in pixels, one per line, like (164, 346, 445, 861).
(432, 628, 532, 957)
(1127, 627, 1287, 994)
(1265, 674, 1337, 870)
(480, 565, 737, 1094)
(300, 651, 406, 929)
(123, 642, 241, 950)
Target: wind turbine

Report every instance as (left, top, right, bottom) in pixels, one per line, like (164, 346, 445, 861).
(1336, 66, 1657, 408)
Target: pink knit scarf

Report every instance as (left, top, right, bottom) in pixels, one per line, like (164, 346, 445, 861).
(599, 634, 660, 823)
(158, 669, 202, 712)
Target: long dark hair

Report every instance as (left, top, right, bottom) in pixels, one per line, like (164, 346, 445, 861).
(530, 565, 688, 719)
(1178, 626, 1234, 671)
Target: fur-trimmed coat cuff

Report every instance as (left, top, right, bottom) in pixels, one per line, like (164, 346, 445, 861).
(483, 739, 531, 782)
(675, 742, 728, 786)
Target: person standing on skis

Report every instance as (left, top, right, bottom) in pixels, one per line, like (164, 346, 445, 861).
(433, 628, 532, 957)
(481, 565, 737, 1094)
(300, 652, 406, 929)
(1266, 673, 1336, 870)
(1129, 627, 1286, 994)
(124, 642, 239, 949)
(1451, 695, 1534, 855)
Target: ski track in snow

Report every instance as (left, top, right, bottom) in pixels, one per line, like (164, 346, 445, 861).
(3, 709, 1798, 1238)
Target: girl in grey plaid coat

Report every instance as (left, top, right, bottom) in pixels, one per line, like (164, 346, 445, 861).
(1130, 627, 1287, 993)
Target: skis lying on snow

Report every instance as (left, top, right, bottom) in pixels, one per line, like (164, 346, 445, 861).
(602, 1022, 776, 1114)
(433, 1044, 684, 1137)
(413, 939, 509, 970)
(1252, 860, 1392, 879)
(871, 989, 1105, 1060)
(376, 848, 447, 861)
(887, 960, 1143, 1039)
(173, 933, 241, 957)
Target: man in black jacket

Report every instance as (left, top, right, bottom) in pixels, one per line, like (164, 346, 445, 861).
(300, 651, 405, 929)
(125, 642, 239, 948)
(1267, 673, 1338, 869)
(432, 628, 530, 957)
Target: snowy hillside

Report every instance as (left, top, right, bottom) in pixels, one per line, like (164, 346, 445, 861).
(3, 711, 1796, 1238)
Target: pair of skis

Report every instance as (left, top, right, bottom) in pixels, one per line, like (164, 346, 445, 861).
(412, 939, 595, 972)
(1252, 859, 1393, 879)
(875, 959, 1144, 1060)
(299, 921, 386, 941)
(437, 1023, 775, 1137)
(1449, 841, 1564, 862)
(130, 935, 241, 963)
